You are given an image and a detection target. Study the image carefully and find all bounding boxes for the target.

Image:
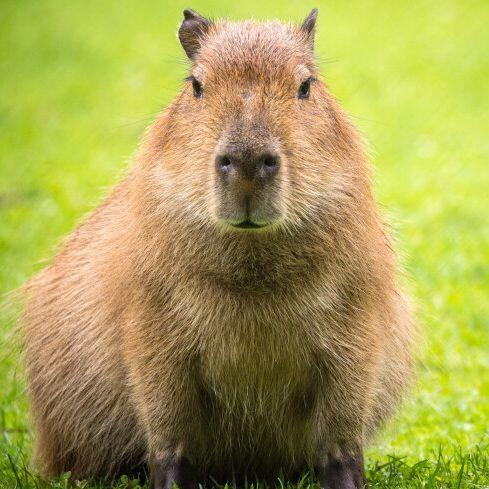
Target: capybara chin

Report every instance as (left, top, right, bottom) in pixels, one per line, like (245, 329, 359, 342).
(21, 8, 414, 489)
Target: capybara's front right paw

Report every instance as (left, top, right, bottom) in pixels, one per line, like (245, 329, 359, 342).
(149, 453, 198, 489)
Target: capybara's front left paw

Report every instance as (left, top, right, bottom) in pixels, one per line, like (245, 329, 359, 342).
(318, 449, 367, 489)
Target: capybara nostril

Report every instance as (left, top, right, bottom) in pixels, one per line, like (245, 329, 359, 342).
(216, 154, 233, 176)
(261, 153, 280, 177)
(216, 151, 280, 181)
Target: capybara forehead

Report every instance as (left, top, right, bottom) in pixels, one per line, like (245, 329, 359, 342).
(196, 21, 315, 81)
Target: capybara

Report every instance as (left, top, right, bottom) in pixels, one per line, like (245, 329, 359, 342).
(21, 9, 414, 489)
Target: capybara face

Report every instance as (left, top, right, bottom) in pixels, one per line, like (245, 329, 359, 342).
(155, 11, 352, 234)
(198, 22, 317, 230)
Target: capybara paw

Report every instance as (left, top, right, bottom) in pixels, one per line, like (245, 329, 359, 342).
(149, 453, 198, 489)
(318, 449, 367, 489)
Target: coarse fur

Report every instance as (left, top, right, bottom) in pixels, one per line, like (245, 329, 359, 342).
(21, 9, 414, 488)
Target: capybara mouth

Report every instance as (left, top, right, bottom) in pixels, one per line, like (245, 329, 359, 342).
(232, 220, 267, 230)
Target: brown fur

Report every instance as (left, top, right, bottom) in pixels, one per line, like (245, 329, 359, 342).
(21, 10, 414, 486)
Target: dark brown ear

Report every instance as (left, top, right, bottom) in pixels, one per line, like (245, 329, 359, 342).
(300, 8, 318, 46)
(178, 9, 212, 60)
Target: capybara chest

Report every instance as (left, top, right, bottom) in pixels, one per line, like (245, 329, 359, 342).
(197, 310, 319, 464)
(202, 331, 315, 413)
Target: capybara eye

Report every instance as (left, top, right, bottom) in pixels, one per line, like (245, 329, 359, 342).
(298, 77, 312, 99)
(189, 76, 203, 99)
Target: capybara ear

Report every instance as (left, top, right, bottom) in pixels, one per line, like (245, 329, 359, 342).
(178, 9, 212, 60)
(300, 8, 318, 47)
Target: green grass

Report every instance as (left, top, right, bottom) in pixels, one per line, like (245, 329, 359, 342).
(1, 0, 488, 487)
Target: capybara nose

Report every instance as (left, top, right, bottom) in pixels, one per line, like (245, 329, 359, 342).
(216, 151, 280, 181)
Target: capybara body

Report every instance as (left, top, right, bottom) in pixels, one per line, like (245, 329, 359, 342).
(22, 9, 413, 489)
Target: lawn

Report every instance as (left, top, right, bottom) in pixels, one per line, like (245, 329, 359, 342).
(0, 0, 488, 487)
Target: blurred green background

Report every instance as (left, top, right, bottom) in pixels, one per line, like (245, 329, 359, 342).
(1, 0, 488, 487)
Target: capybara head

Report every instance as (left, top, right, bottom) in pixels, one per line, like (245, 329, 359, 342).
(149, 9, 366, 235)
